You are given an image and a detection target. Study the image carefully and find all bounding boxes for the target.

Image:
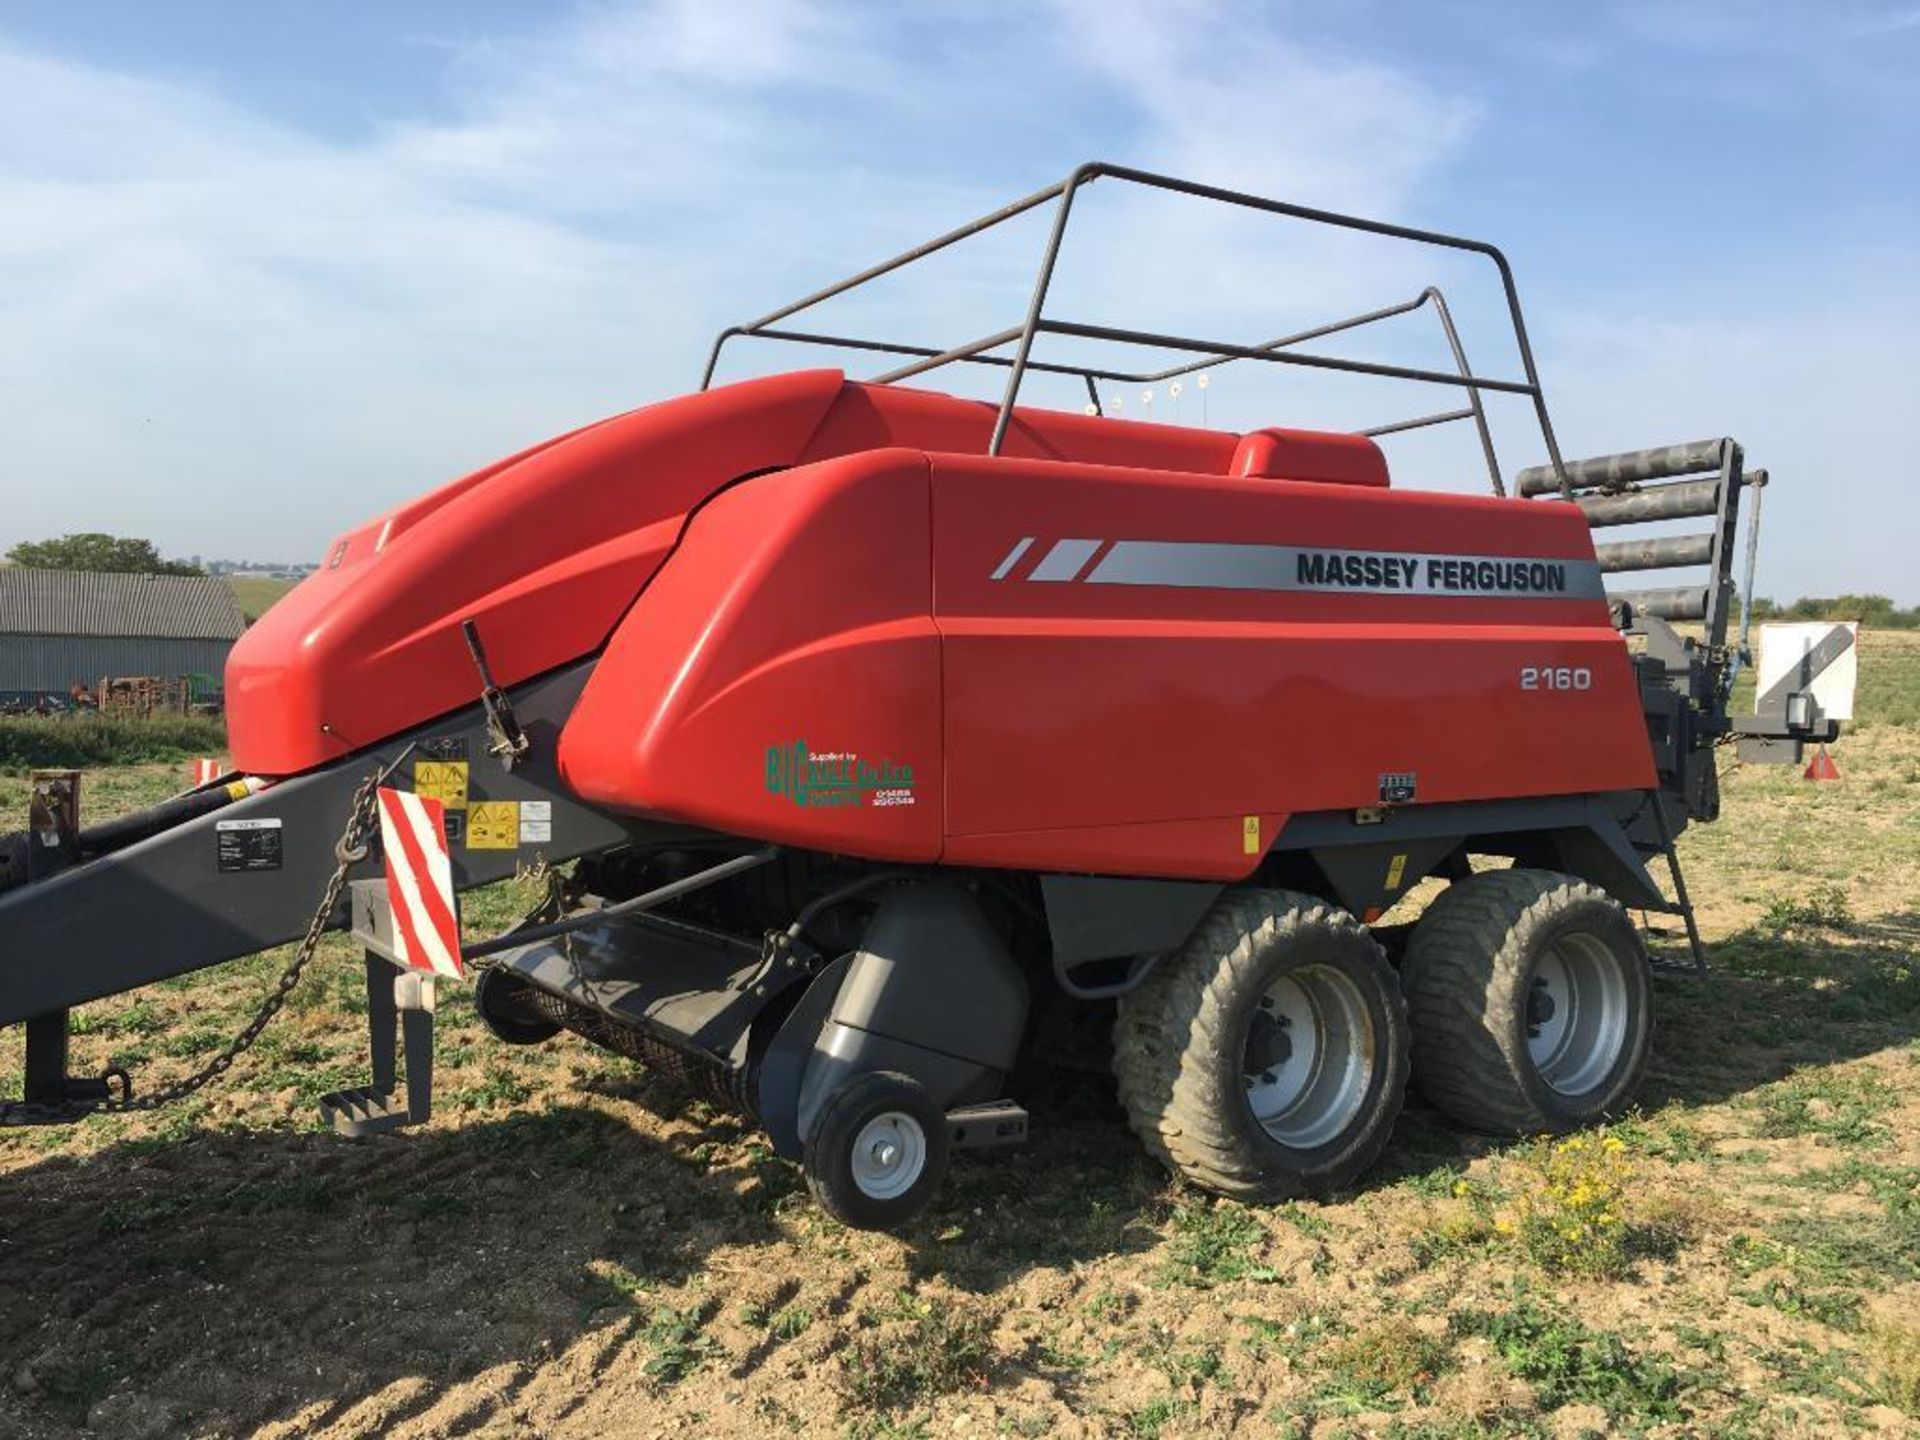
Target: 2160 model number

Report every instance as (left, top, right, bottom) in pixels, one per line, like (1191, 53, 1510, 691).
(1520, 666, 1593, 691)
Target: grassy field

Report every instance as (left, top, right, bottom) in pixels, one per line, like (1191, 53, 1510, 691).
(1, 636, 1916, 1438)
(227, 574, 296, 622)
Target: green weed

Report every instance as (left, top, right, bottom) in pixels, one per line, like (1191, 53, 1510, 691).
(1455, 1293, 1683, 1422)
(1749, 1067, 1895, 1145)
(37, 1352, 126, 1425)
(1160, 1199, 1275, 1286)
(838, 1293, 993, 1411)
(1125, 1396, 1194, 1437)
(1503, 1132, 1634, 1279)
(639, 1304, 722, 1386)
(1758, 883, 1854, 933)
(1315, 1316, 1453, 1408)
(1867, 1319, 1920, 1416)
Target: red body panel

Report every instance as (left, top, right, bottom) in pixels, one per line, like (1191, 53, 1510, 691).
(931, 458, 1652, 862)
(226, 370, 848, 773)
(225, 368, 1655, 884)
(227, 371, 1368, 776)
(559, 450, 945, 862)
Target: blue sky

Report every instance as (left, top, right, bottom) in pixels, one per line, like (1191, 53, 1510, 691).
(2, 1, 1915, 600)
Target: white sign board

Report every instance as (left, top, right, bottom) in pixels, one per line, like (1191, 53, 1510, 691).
(1756, 622, 1857, 722)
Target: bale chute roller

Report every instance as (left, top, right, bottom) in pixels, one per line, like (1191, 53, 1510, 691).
(0, 164, 1830, 1229)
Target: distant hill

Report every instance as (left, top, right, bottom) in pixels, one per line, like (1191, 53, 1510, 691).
(227, 575, 296, 623)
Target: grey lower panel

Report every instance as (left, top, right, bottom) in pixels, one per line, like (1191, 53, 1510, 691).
(1273, 792, 1667, 912)
(0, 662, 648, 1025)
(493, 910, 768, 1061)
(1040, 874, 1221, 967)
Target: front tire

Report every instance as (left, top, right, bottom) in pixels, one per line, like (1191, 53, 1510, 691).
(1113, 889, 1410, 1201)
(803, 1071, 950, 1231)
(1402, 869, 1651, 1135)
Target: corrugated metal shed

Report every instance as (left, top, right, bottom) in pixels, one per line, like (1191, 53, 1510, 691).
(0, 568, 245, 640)
(0, 568, 246, 694)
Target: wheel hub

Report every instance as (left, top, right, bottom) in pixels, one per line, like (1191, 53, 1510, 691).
(1526, 934, 1630, 1098)
(849, 1110, 928, 1201)
(1242, 964, 1375, 1150)
(1245, 1009, 1295, 1074)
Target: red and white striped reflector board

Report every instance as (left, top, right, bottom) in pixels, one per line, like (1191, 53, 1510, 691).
(375, 786, 463, 978)
(191, 758, 225, 786)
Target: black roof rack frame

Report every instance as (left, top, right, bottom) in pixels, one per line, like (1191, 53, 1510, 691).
(699, 162, 1572, 498)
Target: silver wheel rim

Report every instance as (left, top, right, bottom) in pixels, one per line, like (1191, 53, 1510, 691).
(1243, 964, 1377, 1149)
(1526, 932, 1630, 1098)
(850, 1110, 928, 1200)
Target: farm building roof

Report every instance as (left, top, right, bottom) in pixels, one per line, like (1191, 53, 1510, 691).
(0, 567, 246, 641)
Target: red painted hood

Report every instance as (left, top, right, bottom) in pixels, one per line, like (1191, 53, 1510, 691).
(225, 366, 1384, 776)
(225, 369, 848, 774)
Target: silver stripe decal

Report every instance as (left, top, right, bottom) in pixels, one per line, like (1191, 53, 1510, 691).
(1084, 540, 1605, 600)
(1029, 538, 1103, 582)
(989, 535, 1036, 581)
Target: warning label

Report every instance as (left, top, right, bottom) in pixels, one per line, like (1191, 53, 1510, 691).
(466, 800, 520, 850)
(216, 817, 284, 873)
(519, 800, 552, 845)
(414, 760, 470, 811)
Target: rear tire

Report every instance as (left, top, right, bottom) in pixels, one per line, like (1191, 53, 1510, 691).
(1113, 889, 1409, 1201)
(1402, 869, 1650, 1135)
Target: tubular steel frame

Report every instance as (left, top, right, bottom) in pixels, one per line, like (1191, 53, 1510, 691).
(700, 162, 1568, 497)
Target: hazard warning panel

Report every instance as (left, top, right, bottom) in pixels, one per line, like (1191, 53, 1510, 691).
(1757, 622, 1858, 722)
(376, 786, 464, 978)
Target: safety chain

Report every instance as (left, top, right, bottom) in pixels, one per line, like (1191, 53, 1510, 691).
(1, 772, 385, 1128)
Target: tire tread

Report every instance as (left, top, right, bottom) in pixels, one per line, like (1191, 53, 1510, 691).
(1112, 889, 1408, 1201)
(1401, 868, 1647, 1135)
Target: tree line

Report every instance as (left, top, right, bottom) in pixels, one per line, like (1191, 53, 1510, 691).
(3, 533, 1917, 627)
(1747, 594, 1920, 629)
(4, 533, 203, 576)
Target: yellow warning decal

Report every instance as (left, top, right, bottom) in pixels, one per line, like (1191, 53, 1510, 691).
(466, 800, 520, 850)
(1242, 815, 1262, 855)
(224, 779, 252, 802)
(1385, 852, 1408, 889)
(468, 806, 522, 852)
(413, 760, 470, 811)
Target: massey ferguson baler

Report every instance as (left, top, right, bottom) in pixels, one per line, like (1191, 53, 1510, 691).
(0, 166, 1837, 1229)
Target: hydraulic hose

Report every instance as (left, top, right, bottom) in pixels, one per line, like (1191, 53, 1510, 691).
(0, 776, 269, 896)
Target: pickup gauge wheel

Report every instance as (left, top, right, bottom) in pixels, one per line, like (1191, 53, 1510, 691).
(1113, 890, 1410, 1200)
(803, 1071, 951, 1231)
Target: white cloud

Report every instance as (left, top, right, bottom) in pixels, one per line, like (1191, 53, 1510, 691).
(0, 0, 1908, 603)
(0, 0, 1482, 564)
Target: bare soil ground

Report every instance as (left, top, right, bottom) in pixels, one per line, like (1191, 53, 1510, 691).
(2, 635, 1917, 1439)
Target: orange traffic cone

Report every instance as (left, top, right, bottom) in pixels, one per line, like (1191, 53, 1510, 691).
(1803, 745, 1840, 782)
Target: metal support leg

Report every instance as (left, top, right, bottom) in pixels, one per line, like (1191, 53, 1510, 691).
(398, 972, 435, 1125)
(6, 772, 117, 1119)
(318, 951, 436, 1136)
(1650, 796, 1709, 976)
